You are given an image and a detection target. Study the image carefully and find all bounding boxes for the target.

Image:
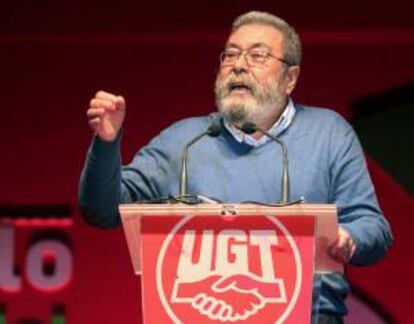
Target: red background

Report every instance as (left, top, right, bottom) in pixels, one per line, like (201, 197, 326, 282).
(1, 1, 413, 323)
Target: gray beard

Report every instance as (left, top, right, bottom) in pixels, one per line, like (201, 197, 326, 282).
(215, 73, 286, 127)
(219, 102, 249, 124)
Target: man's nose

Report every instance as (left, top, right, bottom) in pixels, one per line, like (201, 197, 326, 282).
(232, 54, 249, 74)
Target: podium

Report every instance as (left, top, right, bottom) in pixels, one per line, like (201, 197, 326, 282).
(119, 203, 341, 323)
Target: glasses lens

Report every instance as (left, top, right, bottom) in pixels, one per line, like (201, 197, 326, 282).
(220, 51, 239, 65)
(247, 50, 267, 65)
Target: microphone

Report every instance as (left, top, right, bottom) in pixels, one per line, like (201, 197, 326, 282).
(179, 123, 222, 197)
(240, 122, 290, 204)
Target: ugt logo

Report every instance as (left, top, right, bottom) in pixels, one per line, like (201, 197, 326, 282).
(156, 216, 304, 323)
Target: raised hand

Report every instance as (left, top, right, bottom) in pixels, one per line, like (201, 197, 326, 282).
(87, 90, 126, 142)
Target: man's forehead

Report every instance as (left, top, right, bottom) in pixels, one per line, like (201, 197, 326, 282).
(226, 24, 283, 51)
(225, 42, 271, 51)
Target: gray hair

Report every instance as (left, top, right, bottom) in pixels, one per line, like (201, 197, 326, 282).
(232, 11, 302, 66)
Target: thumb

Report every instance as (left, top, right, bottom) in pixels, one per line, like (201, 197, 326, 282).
(115, 95, 126, 110)
(212, 275, 236, 292)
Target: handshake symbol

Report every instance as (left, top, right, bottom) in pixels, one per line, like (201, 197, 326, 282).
(171, 273, 286, 322)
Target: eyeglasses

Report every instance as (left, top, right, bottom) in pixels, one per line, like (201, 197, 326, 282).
(219, 49, 292, 67)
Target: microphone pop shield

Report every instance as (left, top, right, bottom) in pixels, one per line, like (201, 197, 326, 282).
(207, 123, 222, 137)
(240, 122, 258, 135)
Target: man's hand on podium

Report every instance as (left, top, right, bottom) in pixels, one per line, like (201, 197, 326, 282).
(329, 227, 356, 263)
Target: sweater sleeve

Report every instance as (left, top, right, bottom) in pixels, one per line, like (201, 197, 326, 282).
(78, 129, 178, 229)
(78, 133, 129, 228)
(328, 116, 393, 266)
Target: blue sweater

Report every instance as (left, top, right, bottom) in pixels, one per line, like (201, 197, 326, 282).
(79, 104, 392, 316)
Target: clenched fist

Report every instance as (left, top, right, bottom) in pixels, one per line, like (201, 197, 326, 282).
(87, 90, 126, 142)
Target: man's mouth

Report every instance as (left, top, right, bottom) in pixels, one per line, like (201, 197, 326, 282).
(228, 82, 253, 94)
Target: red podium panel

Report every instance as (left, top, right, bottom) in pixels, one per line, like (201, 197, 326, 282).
(120, 204, 339, 324)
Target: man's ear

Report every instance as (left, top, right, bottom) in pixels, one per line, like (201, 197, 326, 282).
(284, 66, 300, 95)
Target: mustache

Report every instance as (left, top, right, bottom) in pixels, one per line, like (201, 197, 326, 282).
(220, 75, 257, 96)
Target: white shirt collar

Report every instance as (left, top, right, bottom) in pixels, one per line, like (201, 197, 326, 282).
(224, 98, 296, 147)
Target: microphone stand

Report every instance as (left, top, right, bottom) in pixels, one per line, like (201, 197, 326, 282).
(240, 122, 290, 204)
(179, 124, 222, 197)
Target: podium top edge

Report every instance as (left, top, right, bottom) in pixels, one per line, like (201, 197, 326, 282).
(119, 203, 337, 216)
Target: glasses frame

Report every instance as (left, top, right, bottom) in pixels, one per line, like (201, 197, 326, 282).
(219, 49, 293, 67)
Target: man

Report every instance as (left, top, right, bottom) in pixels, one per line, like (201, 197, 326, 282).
(79, 11, 392, 323)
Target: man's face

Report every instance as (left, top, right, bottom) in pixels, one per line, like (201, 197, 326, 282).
(215, 24, 295, 127)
